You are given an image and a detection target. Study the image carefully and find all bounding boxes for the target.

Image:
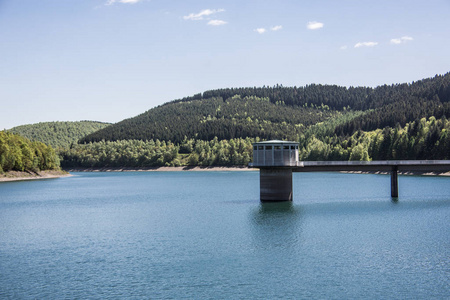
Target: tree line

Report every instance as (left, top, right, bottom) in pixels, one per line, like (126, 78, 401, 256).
(182, 73, 450, 111)
(300, 116, 449, 161)
(60, 138, 255, 168)
(59, 116, 449, 168)
(0, 131, 60, 173)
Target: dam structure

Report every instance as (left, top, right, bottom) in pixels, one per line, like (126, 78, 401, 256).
(250, 140, 450, 201)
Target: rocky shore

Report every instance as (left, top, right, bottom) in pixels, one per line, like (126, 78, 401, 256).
(0, 170, 71, 182)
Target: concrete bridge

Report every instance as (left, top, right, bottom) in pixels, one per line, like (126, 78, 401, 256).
(251, 140, 450, 201)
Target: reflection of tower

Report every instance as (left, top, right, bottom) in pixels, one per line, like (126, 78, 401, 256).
(249, 202, 303, 252)
(257, 201, 295, 213)
(251, 140, 299, 201)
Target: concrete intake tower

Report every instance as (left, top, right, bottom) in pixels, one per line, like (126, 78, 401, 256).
(251, 140, 299, 201)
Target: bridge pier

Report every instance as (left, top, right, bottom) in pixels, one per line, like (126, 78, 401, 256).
(260, 168, 293, 201)
(391, 166, 398, 198)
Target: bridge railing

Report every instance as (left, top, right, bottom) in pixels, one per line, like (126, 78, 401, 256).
(249, 161, 301, 168)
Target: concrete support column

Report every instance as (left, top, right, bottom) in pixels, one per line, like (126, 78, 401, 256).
(391, 166, 398, 198)
(260, 168, 293, 201)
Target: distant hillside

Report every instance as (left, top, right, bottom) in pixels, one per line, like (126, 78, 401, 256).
(9, 121, 111, 148)
(80, 96, 343, 144)
(80, 73, 450, 144)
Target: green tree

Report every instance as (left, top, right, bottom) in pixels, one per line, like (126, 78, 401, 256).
(349, 144, 370, 161)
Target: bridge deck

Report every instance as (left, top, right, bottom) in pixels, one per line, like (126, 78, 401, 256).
(290, 160, 450, 173)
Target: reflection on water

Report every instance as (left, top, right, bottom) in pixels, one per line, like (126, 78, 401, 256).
(257, 201, 296, 213)
(249, 202, 303, 251)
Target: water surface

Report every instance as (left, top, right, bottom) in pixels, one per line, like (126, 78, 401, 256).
(1, 172, 449, 299)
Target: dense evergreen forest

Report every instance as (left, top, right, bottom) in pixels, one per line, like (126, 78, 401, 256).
(81, 73, 450, 146)
(0, 131, 60, 173)
(80, 95, 338, 144)
(9, 121, 111, 148)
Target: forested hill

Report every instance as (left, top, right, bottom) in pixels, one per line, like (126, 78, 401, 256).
(9, 121, 111, 148)
(60, 73, 450, 167)
(81, 96, 340, 144)
(80, 73, 450, 144)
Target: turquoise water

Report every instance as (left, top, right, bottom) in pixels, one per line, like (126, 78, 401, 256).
(0, 171, 449, 299)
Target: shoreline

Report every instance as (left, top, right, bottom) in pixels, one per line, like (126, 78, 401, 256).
(65, 166, 257, 172)
(64, 166, 450, 176)
(2, 167, 448, 180)
(0, 170, 72, 182)
(339, 170, 450, 176)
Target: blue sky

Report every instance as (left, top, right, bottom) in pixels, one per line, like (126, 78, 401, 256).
(1, 0, 450, 129)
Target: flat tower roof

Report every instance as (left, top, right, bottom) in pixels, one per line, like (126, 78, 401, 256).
(253, 140, 298, 144)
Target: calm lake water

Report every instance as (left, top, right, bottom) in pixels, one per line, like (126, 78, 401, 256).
(1, 171, 449, 299)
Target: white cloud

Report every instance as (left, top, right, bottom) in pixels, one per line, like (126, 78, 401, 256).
(254, 28, 266, 34)
(271, 25, 282, 31)
(183, 9, 225, 21)
(390, 38, 402, 45)
(208, 20, 227, 26)
(340, 45, 348, 50)
(354, 41, 378, 48)
(106, 0, 141, 5)
(390, 36, 413, 45)
(307, 21, 324, 30)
